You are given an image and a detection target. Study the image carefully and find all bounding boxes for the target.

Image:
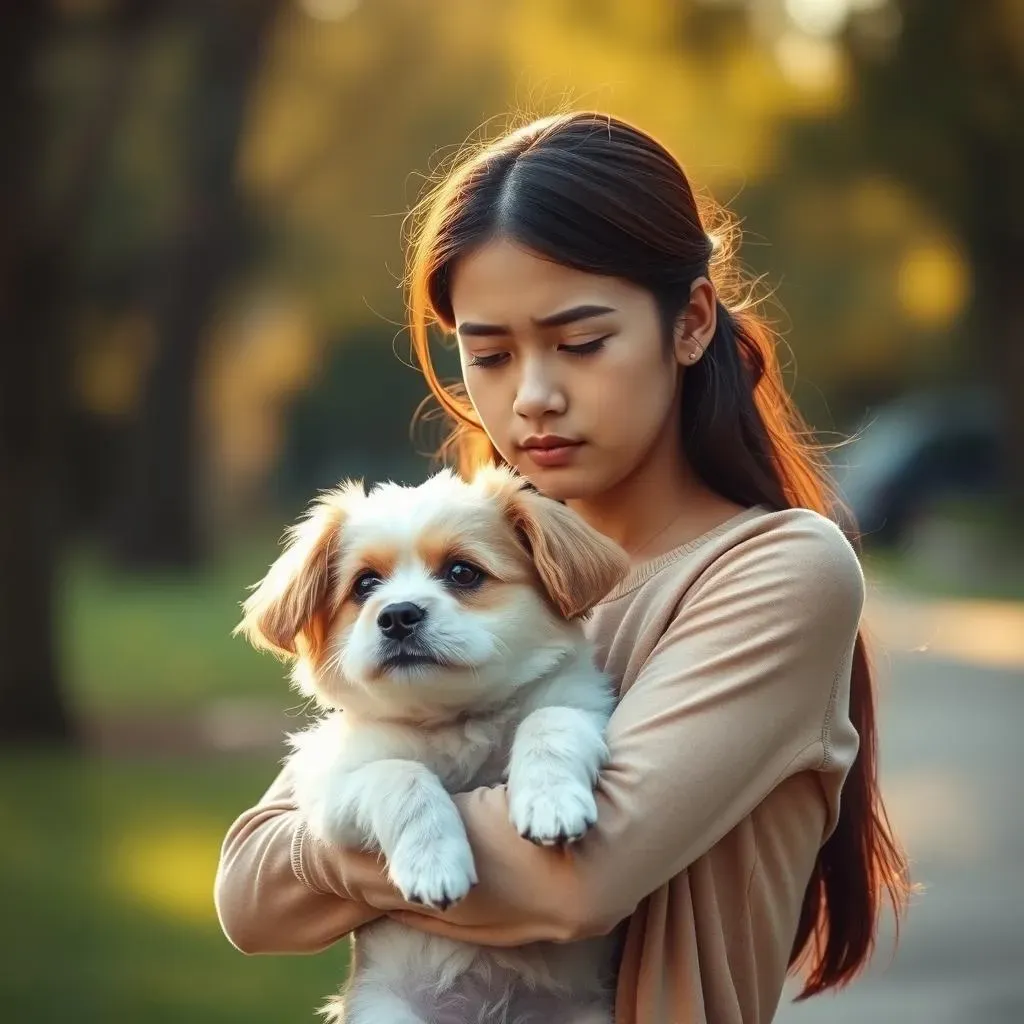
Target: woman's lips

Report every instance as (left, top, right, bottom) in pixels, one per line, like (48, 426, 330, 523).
(521, 441, 583, 468)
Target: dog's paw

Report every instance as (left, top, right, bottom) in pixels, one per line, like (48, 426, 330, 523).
(508, 779, 598, 846)
(388, 836, 478, 910)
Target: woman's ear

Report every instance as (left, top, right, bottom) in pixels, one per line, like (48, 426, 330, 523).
(504, 486, 629, 620)
(673, 276, 717, 367)
(235, 482, 362, 659)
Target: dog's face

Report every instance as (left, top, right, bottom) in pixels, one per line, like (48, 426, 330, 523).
(236, 466, 627, 717)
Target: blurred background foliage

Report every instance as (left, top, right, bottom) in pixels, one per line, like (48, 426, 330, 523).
(1, 1, 1022, 1021)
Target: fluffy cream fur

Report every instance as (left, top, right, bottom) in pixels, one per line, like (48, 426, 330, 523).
(236, 465, 628, 1024)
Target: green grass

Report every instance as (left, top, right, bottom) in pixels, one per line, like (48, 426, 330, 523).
(62, 534, 293, 716)
(18, 537, 351, 1019)
(0, 750, 349, 1024)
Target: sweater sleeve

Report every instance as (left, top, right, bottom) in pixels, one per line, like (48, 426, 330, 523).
(213, 761, 384, 954)
(312, 515, 865, 946)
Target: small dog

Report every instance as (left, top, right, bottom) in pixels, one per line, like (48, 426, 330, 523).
(237, 465, 628, 1024)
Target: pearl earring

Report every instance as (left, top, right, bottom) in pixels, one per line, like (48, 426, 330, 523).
(680, 333, 704, 363)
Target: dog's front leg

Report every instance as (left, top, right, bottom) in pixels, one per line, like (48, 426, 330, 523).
(507, 707, 609, 846)
(298, 754, 478, 910)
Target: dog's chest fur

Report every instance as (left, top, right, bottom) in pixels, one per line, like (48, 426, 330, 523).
(392, 705, 523, 793)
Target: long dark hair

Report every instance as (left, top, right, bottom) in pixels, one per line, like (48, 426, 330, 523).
(404, 111, 910, 998)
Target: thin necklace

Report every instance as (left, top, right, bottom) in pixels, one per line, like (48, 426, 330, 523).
(625, 509, 687, 561)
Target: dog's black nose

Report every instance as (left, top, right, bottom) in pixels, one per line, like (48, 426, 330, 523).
(377, 601, 426, 640)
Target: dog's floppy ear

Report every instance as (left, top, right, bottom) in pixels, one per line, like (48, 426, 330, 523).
(504, 483, 629, 620)
(235, 482, 362, 659)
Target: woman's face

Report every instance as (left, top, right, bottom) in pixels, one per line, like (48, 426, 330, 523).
(450, 237, 685, 501)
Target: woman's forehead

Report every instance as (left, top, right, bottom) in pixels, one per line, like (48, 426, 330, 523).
(449, 237, 637, 325)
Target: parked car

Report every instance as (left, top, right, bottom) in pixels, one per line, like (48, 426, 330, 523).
(829, 390, 1003, 545)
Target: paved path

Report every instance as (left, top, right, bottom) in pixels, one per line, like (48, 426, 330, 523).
(775, 649, 1024, 1023)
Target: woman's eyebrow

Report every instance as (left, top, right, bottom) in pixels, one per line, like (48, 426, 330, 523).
(457, 304, 617, 337)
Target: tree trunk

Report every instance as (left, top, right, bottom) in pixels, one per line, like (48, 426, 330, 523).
(0, 1, 155, 742)
(0, 247, 72, 743)
(108, 0, 279, 571)
(0, 6, 72, 742)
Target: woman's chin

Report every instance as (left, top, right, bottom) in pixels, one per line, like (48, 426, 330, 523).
(506, 457, 587, 500)
(514, 468, 578, 500)
(525, 476, 603, 504)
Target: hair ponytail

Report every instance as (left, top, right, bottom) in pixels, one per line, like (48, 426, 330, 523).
(680, 300, 792, 511)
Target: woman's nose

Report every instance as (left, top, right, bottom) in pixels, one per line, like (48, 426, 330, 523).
(512, 358, 567, 419)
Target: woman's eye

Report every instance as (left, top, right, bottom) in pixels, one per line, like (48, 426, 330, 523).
(444, 561, 484, 588)
(352, 572, 383, 601)
(467, 352, 510, 369)
(560, 335, 610, 357)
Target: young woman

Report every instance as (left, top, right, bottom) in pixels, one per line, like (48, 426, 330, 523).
(215, 111, 910, 1022)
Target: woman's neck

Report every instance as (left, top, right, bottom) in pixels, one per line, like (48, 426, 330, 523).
(567, 431, 744, 562)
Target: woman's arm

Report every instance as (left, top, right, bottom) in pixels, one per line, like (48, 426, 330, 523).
(310, 514, 864, 947)
(214, 763, 383, 954)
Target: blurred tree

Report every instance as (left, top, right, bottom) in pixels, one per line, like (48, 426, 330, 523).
(277, 325, 460, 500)
(108, 0, 281, 570)
(727, 0, 1024, 506)
(845, 0, 1024, 511)
(0, 0, 149, 742)
(240, 0, 509, 326)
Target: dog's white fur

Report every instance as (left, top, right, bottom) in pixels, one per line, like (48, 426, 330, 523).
(237, 466, 628, 1024)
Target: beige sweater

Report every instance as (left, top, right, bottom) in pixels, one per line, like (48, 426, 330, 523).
(215, 506, 864, 1023)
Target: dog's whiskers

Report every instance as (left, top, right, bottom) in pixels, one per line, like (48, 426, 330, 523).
(322, 642, 348, 679)
(284, 695, 318, 719)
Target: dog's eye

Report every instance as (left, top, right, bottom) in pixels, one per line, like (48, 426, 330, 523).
(444, 561, 484, 588)
(352, 571, 383, 601)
